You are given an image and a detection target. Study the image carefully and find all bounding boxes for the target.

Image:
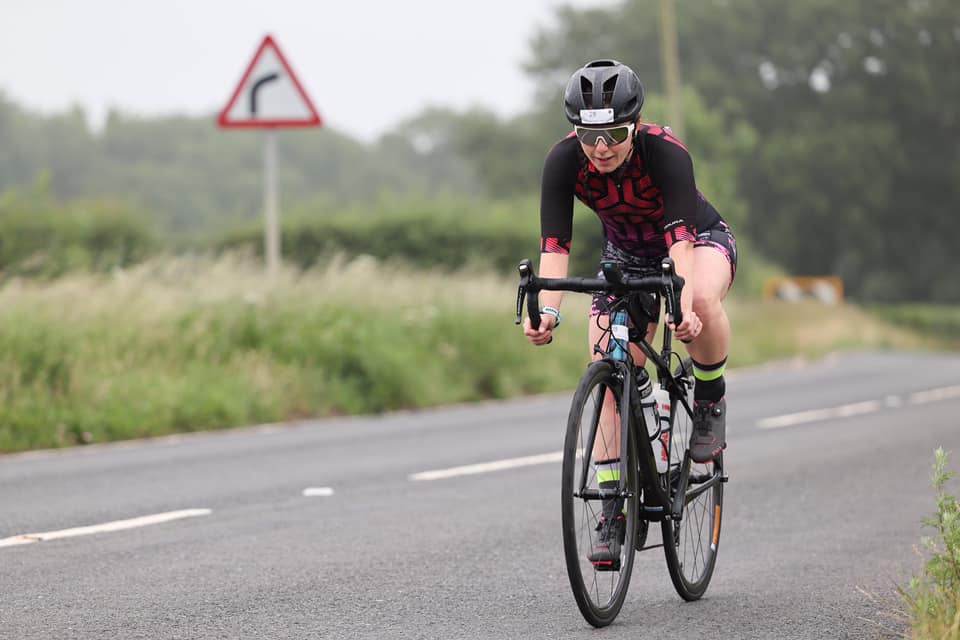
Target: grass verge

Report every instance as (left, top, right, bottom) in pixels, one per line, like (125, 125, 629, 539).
(0, 254, 951, 453)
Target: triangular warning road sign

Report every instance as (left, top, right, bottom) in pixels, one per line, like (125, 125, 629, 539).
(218, 35, 322, 129)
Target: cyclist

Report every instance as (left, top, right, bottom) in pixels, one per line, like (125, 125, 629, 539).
(521, 59, 737, 568)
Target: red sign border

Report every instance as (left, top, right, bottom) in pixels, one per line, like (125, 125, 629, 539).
(218, 35, 322, 129)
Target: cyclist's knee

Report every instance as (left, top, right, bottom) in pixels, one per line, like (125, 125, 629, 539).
(692, 290, 724, 318)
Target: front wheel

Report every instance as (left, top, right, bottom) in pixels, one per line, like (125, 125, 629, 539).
(661, 358, 724, 601)
(561, 360, 639, 627)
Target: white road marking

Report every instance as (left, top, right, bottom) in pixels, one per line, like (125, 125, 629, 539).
(408, 384, 960, 474)
(909, 384, 960, 405)
(756, 383, 960, 429)
(756, 400, 880, 429)
(302, 487, 335, 497)
(410, 451, 563, 482)
(0, 509, 212, 548)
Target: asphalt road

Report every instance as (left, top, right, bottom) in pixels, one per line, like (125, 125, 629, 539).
(2, 350, 960, 639)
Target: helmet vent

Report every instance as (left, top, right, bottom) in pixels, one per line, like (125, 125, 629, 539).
(579, 77, 594, 108)
(601, 77, 618, 109)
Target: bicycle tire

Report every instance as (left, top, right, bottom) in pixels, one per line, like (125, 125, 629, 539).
(661, 357, 724, 601)
(561, 360, 639, 627)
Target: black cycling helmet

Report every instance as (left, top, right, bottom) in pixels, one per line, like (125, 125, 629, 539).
(563, 59, 644, 126)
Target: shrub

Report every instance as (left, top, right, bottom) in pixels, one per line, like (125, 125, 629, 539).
(216, 194, 605, 277)
(0, 188, 156, 278)
(903, 448, 960, 638)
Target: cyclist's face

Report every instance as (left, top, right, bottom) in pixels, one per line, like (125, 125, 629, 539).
(580, 132, 633, 174)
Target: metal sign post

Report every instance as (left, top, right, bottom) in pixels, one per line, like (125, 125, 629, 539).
(218, 35, 322, 275)
(263, 131, 279, 276)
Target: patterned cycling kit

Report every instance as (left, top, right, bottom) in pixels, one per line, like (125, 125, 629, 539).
(539, 124, 737, 316)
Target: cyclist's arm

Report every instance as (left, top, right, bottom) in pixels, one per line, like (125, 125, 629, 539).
(538, 137, 580, 317)
(668, 240, 695, 320)
(538, 252, 569, 313)
(648, 133, 701, 338)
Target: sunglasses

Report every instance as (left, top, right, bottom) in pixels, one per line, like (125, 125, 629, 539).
(574, 123, 635, 147)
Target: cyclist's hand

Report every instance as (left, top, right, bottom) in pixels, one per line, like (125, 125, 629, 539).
(668, 309, 702, 343)
(523, 315, 556, 346)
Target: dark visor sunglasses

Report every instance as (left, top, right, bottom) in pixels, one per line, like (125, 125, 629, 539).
(574, 123, 635, 147)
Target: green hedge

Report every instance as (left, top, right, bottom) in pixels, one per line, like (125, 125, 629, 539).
(869, 305, 960, 340)
(217, 195, 604, 277)
(216, 195, 777, 295)
(0, 188, 157, 277)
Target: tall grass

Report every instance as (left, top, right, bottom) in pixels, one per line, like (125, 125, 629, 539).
(903, 448, 960, 639)
(0, 254, 585, 452)
(0, 254, 945, 453)
(870, 305, 960, 344)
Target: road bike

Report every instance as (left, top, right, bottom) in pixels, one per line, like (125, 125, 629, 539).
(515, 257, 727, 627)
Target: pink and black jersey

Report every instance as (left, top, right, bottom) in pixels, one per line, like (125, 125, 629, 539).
(539, 124, 725, 263)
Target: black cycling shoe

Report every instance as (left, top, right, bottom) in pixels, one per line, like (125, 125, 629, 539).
(689, 398, 726, 463)
(587, 514, 626, 571)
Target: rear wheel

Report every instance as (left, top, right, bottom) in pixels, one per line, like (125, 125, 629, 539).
(661, 358, 724, 600)
(561, 360, 639, 627)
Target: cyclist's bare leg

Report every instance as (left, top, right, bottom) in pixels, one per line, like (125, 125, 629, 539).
(684, 247, 732, 366)
(685, 246, 733, 460)
(594, 389, 622, 462)
(588, 315, 658, 461)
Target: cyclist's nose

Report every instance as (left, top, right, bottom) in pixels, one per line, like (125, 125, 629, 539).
(595, 138, 610, 151)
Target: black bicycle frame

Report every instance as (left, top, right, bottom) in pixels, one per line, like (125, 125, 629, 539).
(516, 257, 722, 523)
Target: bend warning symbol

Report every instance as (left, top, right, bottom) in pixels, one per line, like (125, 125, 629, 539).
(218, 35, 322, 129)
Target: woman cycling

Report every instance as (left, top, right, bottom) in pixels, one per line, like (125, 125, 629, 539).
(521, 59, 737, 568)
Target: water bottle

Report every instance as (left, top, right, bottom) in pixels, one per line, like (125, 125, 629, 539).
(636, 369, 668, 474)
(607, 310, 630, 361)
(652, 386, 672, 473)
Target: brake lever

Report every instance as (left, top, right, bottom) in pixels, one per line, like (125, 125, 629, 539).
(661, 257, 686, 336)
(515, 261, 530, 325)
(516, 259, 541, 329)
(515, 287, 526, 325)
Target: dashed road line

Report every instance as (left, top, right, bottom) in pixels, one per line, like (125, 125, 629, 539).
(410, 385, 960, 480)
(909, 384, 960, 405)
(410, 451, 563, 482)
(756, 400, 880, 429)
(302, 487, 335, 497)
(0, 508, 212, 548)
(756, 384, 960, 429)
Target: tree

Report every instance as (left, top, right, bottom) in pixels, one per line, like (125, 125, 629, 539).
(524, 0, 960, 301)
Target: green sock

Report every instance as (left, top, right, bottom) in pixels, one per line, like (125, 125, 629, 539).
(692, 357, 727, 403)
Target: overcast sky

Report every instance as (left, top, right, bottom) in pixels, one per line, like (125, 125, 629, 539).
(0, 0, 615, 140)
